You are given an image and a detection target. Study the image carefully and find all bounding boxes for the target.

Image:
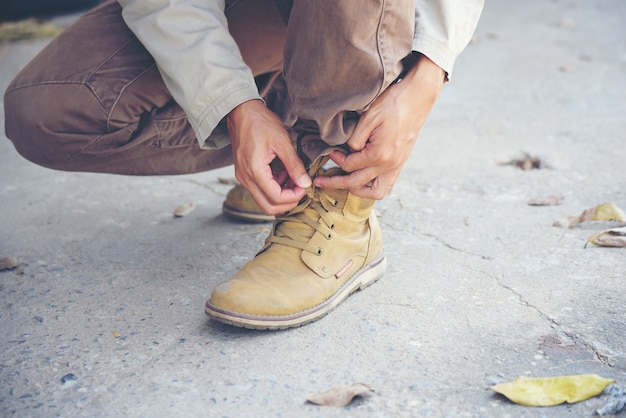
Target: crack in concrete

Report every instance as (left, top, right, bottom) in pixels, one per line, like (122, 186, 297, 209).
(176, 178, 226, 196)
(561, 330, 618, 369)
(470, 266, 623, 371)
(421, 233, 494, 261)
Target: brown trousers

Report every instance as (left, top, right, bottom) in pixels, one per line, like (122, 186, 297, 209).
(4, 0, 415, 175)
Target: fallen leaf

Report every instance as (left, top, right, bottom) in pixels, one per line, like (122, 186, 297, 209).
(112, 331, 121, 338)
(218, 177, 239, 185)
(491, 374, 615, 406)
(173, 203, 195, 217)
(0, 257, 18, 271)
(307, 383, 374, 407)
(586, 226, 626, 248)
(528, 195, 565, 206)
(500, 152, 547, 171)
(553, 202, 626, 228)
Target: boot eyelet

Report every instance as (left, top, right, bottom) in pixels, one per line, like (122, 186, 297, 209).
(329, 224, 335, 230)
(326, 233, 332, 240)
(316, 248, 323, 256)
(332, 200, 338, 207)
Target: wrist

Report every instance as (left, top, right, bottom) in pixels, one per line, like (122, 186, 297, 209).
(227, 99, 265, 123)
(405, 54, 445, 91)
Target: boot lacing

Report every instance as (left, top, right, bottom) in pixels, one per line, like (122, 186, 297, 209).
(266, 185, 339, 256)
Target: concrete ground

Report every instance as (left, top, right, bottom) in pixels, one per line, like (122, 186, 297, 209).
(1, 1, 625, 416)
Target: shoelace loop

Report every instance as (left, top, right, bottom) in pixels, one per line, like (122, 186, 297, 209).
(266, 186, 337, 256)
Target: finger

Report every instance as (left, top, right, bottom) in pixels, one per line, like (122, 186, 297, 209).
(275, 141, 311, 188)
(348, 176, 392, 200)
(331, 147, 374, 173)
(313, 167, 378, 191)
(240, 164, 302, 214)
(249, 182, 305, 215)
(347, 112, 379, 151)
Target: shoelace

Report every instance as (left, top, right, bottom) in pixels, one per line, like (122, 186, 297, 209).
(266, 186, 339, 256)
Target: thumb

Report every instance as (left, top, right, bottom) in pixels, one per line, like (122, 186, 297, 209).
(275, 142, 311, 188)
(347, 114, 376, 151)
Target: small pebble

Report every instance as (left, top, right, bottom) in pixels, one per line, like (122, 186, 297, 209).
(61, 373, 77, 384)
(560, 17, 576, 28)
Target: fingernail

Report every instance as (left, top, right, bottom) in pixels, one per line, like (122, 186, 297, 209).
(298, 174, 312, 188)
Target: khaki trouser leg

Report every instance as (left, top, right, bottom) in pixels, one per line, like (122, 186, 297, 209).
(3, 0, 286, 175)
(283, 0, 416, 165)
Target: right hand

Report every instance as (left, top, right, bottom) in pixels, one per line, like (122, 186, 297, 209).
(227, 99, 311, 215)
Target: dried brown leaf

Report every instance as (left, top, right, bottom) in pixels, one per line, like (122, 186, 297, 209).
(500, 152, 547, 171)
(0, 257, 18, 271)
(528, 195, 565, 206)
(307, 383, 374, 407)
(218, 177, 239, 185)
(586, 226, 626, 248)
(553, 202, 626, 228)
(173, 203, 195, 217)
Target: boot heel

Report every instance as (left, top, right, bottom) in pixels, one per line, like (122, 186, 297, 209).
(358, 252, 387, 291)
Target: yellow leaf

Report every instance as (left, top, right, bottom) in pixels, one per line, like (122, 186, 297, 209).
(491, 374, 615, 406)
(587, 226, 626, 248)
(112, 331, 121, 338)
(591, 202, 626, 222)
(553, 202, 626, 228)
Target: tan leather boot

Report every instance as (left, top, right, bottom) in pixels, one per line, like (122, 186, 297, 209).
(206, 159, 386, 329)
(222, 184, 274, 222)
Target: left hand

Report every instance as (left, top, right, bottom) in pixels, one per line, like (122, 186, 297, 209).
(313, 55, 445, 199)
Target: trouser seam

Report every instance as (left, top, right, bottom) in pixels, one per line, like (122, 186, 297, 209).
(5, 81, 87, 95)
(371, 0, 388, 109)
(84, 38, 159, 134)
(67, 133, 105, 162)
(100, 63, 158, 133)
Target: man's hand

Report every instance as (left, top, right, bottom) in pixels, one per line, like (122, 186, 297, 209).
(313, 55, 445, 199)
(228, 99, 311, 214)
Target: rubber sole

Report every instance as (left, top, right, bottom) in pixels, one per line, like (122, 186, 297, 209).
(205, 252, 387, 330)
(222, 202, 274, 223)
